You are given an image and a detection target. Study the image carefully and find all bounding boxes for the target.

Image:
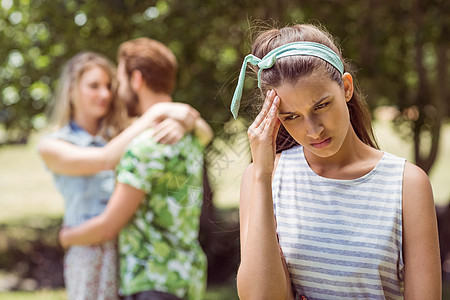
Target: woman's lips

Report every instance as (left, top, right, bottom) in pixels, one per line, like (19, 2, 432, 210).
(311, 137, 331, 149)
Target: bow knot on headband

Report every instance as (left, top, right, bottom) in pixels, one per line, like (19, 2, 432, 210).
(230, 41, 344, 119)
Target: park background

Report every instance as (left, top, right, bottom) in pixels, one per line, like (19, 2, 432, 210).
(0, 0, 449, 299)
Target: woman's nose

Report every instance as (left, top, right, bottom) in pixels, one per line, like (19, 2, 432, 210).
(305, 116, 323, 139)
(100, 86, 111, 99)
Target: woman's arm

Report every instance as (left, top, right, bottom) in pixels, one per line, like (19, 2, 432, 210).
(402, 162, 441, 299)
(238, 164, 293, 300)
(59, 182, 144, 247)
(237, 90, 293, 300)
(38, 115, 150, 176)
(39, 102, 212, 176)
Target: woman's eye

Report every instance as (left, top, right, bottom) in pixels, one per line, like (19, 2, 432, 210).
(315, 102, 329, 110)
(284, 115, 298, 121)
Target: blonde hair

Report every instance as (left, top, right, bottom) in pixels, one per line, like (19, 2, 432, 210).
(48, 51, 128, 140)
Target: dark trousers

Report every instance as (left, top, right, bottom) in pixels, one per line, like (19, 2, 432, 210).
(122, 290, 182, 300)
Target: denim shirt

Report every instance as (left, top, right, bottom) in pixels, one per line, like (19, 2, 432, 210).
(48, 121, 116, 227)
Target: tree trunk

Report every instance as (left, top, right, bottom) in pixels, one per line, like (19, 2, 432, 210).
(411, 0, 442, 175)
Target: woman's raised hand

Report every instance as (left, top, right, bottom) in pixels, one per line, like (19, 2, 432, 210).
(248, 89, 281, 175)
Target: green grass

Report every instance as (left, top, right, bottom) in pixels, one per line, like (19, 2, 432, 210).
(0, 134, 64, 223)
(0, 285, 239, 300)
(0, 290, 66, 300)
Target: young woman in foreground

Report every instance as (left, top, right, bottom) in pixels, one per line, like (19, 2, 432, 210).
(231, 24, 441, 299)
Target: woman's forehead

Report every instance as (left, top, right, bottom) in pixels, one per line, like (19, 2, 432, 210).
(81, 65, 109, 80)
(276, 75, 339, 110)
(277, 73, 334, 95)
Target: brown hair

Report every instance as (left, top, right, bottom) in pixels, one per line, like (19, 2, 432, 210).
(251, 24, 378, 152)
(49, 51, 128, 140)
(118, 38, 178, 94)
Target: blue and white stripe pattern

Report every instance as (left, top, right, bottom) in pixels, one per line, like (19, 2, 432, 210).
(272, 145, 405, 299)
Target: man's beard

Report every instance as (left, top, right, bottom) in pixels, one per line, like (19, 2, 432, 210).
(125, 91, 140, 118)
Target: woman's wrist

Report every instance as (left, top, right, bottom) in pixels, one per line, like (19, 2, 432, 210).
(59, 227, 71, 249)
(252, 167, 273, 182)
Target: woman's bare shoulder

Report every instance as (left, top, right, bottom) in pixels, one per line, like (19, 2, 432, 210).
(402, 161, 433, 211)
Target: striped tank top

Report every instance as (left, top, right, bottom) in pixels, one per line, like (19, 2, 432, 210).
(272, 145, 406, 299)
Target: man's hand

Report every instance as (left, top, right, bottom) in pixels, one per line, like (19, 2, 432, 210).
(151, 118, 186, 145)
(146, 102, 199, 131)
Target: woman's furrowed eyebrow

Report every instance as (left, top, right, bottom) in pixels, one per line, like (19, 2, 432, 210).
(312, 95, 331, 107)
(278, 95, 330, 115)
(278, 110, 296, 116)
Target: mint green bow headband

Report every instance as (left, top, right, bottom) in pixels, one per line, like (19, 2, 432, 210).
(230, 41, 344, 119)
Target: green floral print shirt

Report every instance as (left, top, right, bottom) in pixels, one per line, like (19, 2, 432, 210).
(116, 129, 207, 299)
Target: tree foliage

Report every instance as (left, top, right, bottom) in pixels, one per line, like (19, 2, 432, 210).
(0, 0, 448, 172)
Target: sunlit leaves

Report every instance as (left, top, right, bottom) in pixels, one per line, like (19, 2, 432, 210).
(156, 0, 169, 15)
(2, 86, 20, 106)
(74, 11, 87, 26)
(8, 51, 24, 68)
(144, 6, 159, 20)
(217, 47, 238, 71)
(29, 80, 50, 103)
(31, 113, 46, 129)
(95, 16, 112, 35)
(8, 10, 22, 24)
(1, 0, 13, 10)
(48, 43, 66, 57)
(0, 0, 447, 147)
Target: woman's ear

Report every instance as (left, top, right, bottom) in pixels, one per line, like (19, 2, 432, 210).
(342, 73, 353, 102)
